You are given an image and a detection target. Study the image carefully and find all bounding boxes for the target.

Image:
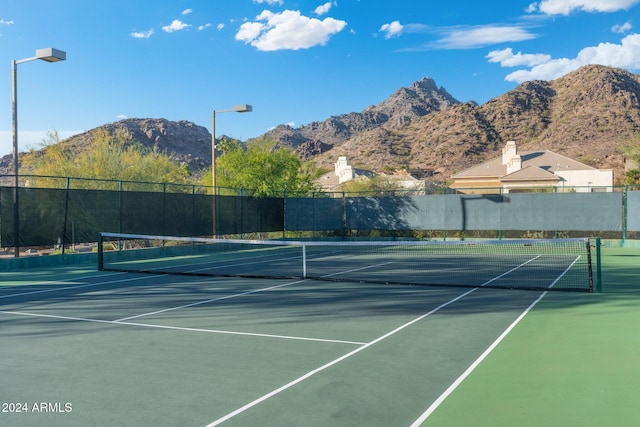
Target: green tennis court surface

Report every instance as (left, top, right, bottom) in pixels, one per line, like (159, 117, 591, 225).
(1, 247, 638, 426)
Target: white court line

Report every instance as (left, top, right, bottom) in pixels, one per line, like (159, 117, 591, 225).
(481, 255, 541, 286)
(409, 291, 548, 426)
(320, 261, 394, 278)
(409, 255, 580, 426)
(0, 272, 150, 300)
(186, 253, 303, 273)
(203, 287, 479, 427)
(0, 309, 365, 346)
(114, 278, 308, 322)
(203, 255, 544, 426)
(116, 260, 395, 322)
(113, 248, 535, 323)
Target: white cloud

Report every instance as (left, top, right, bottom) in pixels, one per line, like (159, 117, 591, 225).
(199, 23, 213, 31)
(314, 2, 333, 16)
(487, 48, 552, 67)
(235, 10, 347, 51)
(237, 21, 265, 43)
(436, 25, 537, 49)
(253, 0, 284, 5)
(181, 9, 193, 15)
(527, 0, 640, 15)
(162, 19, 191, 33)
(612, 21, 633, 33)
(500, 33, 640, 82)
(117, 114, 128, 120)
(525, 3, 539, 13)
(216, 23, 224, 31)
(130, 29, 154, 39)
(379, 21, 404, 39)
(0, 19, 14, 25)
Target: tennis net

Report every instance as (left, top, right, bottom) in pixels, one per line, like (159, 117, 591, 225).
(98, 232, 600, 292)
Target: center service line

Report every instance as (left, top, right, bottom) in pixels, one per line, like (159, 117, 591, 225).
(204, 255, 542, 426)
(204, 286, 479, 427)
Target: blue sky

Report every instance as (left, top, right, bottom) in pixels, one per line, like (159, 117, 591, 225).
(1, 0, 639, 157)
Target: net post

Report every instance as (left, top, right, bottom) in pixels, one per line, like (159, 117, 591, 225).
(302, 242, 307, 278)
(595, 237, 602, 293)
(586, 239, 594, 292)
(97, 233, 104, 271)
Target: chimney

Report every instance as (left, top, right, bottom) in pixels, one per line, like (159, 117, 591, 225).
(502, 141, 517, 165)
(506, 154, 522, 174)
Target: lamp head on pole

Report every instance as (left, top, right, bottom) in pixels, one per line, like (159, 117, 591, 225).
(35, 48, 66, 62)
(232, 104, 252, 113)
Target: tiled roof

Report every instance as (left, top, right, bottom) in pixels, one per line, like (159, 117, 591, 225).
(500, 165, 560, 182)
(451, 150, 596, 179)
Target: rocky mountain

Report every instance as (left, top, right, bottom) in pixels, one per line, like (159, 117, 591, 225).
(265, 77, 460, 158)
(3, 65, 639, 184)
(0, 118, 214, 176)
(271, 65, 640, 182)
(85, 119, 213, 173)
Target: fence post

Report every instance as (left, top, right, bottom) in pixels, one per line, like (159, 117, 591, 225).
(118, 181, 123, 245)
(191, 185, 196, 238)
(61, 177, 71, 255)
(282, 189, 286, 239)
(162, 182, 167, 236)
(12, 179, 19, 257)
(622, 185, 628, 243)
(342, 191, 347, 237)
(239, 188, 244, 239)
(97, 233, 103, 270)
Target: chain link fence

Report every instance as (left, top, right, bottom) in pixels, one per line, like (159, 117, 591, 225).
(1, 175, 638, 256)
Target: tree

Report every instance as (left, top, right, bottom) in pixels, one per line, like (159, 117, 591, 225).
(618, 133, 640, 185)
(22, 128, 192, 188)
(625, 169, 640, 185)
(340, 176, 402, 196)
(216, 137, 242, 155)
(211, 138, 320, 197)
(618, 132, 640, 162)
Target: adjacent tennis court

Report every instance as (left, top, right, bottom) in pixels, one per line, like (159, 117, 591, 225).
(1, 243, 638, 426)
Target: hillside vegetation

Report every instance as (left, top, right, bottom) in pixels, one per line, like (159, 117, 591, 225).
(2, 65, 639, 184)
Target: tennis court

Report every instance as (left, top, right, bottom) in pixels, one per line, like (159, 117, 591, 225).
(1, 243, 638, 426)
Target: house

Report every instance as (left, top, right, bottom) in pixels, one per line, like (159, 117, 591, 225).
(334, 156, 356, 184)
(316, 156, 374, 191)
(450, 141, 614, 194)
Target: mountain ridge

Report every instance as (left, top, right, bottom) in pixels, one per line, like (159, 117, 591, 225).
(2, 64, 639, 184)
(293, 64, 640, 181)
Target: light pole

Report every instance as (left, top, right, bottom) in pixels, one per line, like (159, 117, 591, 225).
(11, 48, 66, 256)
(211, 104, 252, 237)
